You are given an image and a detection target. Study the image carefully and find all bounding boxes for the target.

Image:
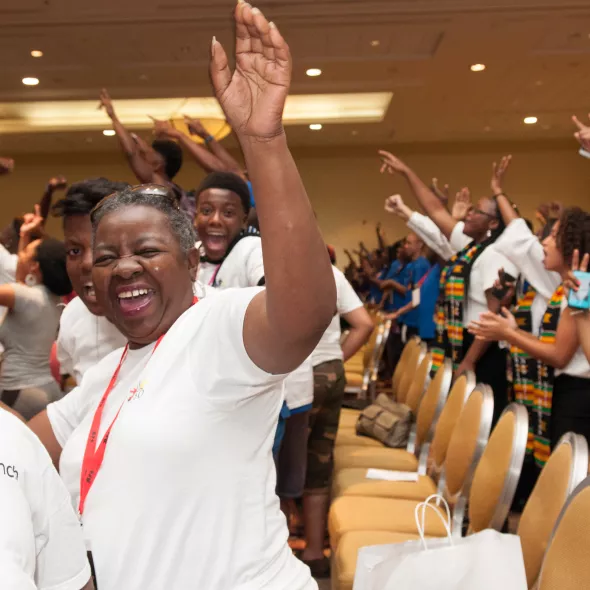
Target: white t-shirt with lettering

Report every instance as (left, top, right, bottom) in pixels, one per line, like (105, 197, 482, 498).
(197, 236, 264, 288)
(0, 409, 90, 590)
(312, 266, 363, 367)
(46, 288, 316, 590)
(56, 296, 127, 385)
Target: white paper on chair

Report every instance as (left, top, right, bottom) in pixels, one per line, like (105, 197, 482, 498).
(365, 469, 419, 482)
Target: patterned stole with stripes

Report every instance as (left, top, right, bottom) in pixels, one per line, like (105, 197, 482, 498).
(510, 287, 538, 457)
(533, 285, 564, 467)
(431, 242, 485, 374)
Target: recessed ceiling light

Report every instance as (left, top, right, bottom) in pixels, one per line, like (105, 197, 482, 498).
(371, 40, 380, 47)
(306, 68, 322, 77)
(524, 116, 538, 125)
(103, 129, 116, 136)
(309, 124, 323, 131)
(22, 77, 39, 86)
(470, 63, 486, 72)
(30, 50, 43, 58)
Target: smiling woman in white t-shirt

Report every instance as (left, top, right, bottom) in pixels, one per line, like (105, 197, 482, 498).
(27, 7, 335, 589)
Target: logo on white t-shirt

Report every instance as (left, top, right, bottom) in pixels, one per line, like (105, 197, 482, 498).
(0, 461, 19, 479)
(128, 380, 147, 402)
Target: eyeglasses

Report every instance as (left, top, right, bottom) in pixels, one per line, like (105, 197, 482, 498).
(92, 183, 180, 215)
(471, 207, 499, 220)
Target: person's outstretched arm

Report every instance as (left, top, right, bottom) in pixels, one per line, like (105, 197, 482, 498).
(491, 155, 519, 225)
(99, 89, 154, 183)
(39, 176, 67, 223)
(0, 157, 14, 176)
(211, 4, 335, 375)
(379, 150, 458, 239)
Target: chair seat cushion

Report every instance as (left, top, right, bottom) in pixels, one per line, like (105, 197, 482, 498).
(339, 409, 361, 429)
(334, 530, 422, 590)
(334, 446, 418, 472)
(332, 467, 437, 501)
(335, 428, 384, 448)
(329, 495, 449, 549)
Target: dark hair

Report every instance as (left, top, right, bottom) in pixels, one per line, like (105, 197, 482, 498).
(524, 218, 534, 233)
(35, 238, 72, 296)
(484, 197, 506, 243)
(53, 178, 130, 218)
(151, 139, 183, 180)
(556, 207, 590, 266)
(90, 187, 196, 254)
(540, 218, 557, 241)
(195, 171, 251, 215)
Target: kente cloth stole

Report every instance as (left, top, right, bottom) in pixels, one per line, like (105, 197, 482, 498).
(533, 285, 563, 467)
(431, 242, 485, 374)
(509, 286, 537, 456)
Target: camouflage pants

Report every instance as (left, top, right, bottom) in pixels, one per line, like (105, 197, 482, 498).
(304, 359, 346, 494)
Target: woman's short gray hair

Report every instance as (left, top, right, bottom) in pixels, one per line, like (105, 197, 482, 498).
(90, 187, 196, 254)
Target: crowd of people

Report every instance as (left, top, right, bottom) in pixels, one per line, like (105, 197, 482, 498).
(0, 3, 589, 588)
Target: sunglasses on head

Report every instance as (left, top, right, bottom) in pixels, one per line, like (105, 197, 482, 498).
(92, 183, 180, 215)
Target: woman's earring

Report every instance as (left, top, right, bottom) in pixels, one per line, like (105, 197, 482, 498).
(486, 229, 492, 238)
(24, 273, 37, 287)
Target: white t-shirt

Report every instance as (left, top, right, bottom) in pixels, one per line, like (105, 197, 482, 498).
(284, 356, 313, 411)
(449, 223, 519, 325)
(56, 296, 127, 385)
(407, 212, 455, 260)
(0, 409, 90, 590)
(197, 236, 264, 289)
(0, 243, 17, 327)
(312, 267, 363, 367)
(556, 297, 590, 378)
(46, 288, 316, 590)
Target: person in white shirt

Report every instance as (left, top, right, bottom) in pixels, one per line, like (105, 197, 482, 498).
(0, 408, 92, 590)
(52, 178, 130, 385)
(379, 150, 518, 424)
(27, 8, 335, 588)
(301, 265, 373, 577)
(470, 180, 590, 454)
(195, 171, 264, 289)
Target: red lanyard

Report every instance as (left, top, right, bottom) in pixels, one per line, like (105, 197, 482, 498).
(208, 264, 222, 286)
(417, 266, 435, 288)
(78, 296, 198, 517)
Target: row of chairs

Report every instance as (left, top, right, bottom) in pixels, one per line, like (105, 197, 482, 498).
(330, 337, 590, 590)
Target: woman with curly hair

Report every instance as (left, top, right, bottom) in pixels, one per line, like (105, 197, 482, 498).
(470, 202, 590, 454)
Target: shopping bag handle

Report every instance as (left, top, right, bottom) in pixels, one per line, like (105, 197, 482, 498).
(415, 494, 453, 550)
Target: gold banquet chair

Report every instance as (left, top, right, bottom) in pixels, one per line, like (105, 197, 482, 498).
(332, 367, 473, 502)
(331, 400, 526, 590)
(328, 384, 494, 551)
(395, 340, 427, 404)
(536, 474, 590, 590)
(518, 433, 588, 588)
(391, 336, 421, 397)
(343, 318, 380, 397)
(333, 353, 434, 472)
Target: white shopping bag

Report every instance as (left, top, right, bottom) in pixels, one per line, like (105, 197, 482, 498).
(353, 494, 527, 590)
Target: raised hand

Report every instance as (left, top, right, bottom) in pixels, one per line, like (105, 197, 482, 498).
(572, 114, 590, 151)
(183, 116, 209, 139)
(431, 178, 450, 204)
(149, 117, 181, 139)
(20, 204, 44, 237)
(378, 150, 409, 176)
(48, 175, 67, 190)
(564, 248, 590, 298)
(210, 3, 291, 142)
(451, 187, 472, 221)
(491, 155, 512, 195)
(384, 194, 405, 216)
(468, 308, 517, 342)
(99, 88, 116, 119)
(0, 157, 14, 176)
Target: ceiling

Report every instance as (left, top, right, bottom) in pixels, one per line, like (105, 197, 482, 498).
(1, 0, 590, 153)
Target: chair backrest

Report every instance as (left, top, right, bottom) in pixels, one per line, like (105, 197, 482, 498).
(369, 319, 392, 384)
(518, 433, 589, 588)
(392, 337, 419, 394)
(404, 352, 433, 414)
(362, 321, 381, 369)
(429, 371, 476, 471)
(442, 384, 494, 502)
(537, 475, 590, 590)
(397, 341, 427, 404)
(415, 358, 453, 448)
(468, 403, 529, 533)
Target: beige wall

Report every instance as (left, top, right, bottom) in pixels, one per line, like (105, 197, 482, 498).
(2, 139, 588, 265)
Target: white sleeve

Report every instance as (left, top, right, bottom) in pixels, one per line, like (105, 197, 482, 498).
(407, 212, 456, 260)
(493, 218, 561, 300)
(333, 267, 363, 315)
(479, 246, 520, 293)
(35, 464, 91, 590)
(0, 243, 17, 284)
(56, 312, 75, 378)
(245, 239, 265, 286)
(449, 222, 472, 253)
(45, 386, 90, 449)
